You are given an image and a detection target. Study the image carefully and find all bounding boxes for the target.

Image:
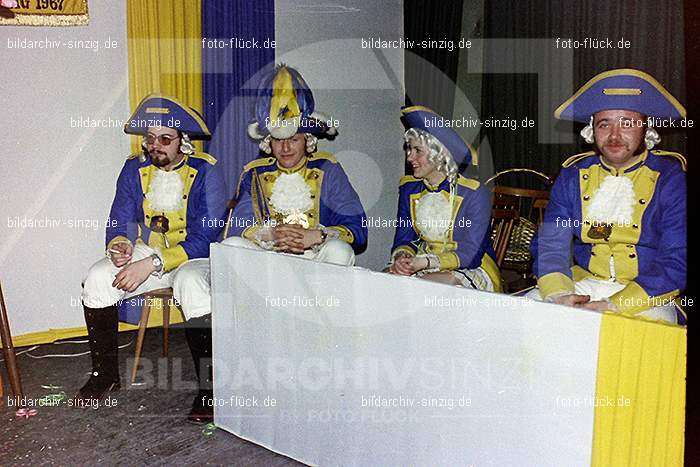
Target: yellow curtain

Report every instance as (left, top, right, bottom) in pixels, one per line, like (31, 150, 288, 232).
(592, 314, 686, 466)
(123, 0, 202, 330)
(127, 0, 203, 153)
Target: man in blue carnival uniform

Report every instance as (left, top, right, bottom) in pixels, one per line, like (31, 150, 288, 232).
(78, 94, 228, 411)
(174, 64, 367, 422)
(530, 69, 686, 323)
(386, 106, 502, 292)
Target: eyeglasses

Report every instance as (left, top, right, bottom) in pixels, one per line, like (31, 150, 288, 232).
(143, 134, 180, 146)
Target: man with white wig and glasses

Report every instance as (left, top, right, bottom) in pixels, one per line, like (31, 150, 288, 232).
(386, 106, 502, 292)
(529, 69, 687, 324)
(77, 94, 227, 407)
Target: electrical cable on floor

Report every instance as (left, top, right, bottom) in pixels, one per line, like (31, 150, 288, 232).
(0, 345, 40, 363)
(12, 345, 39, 356)
(50, 338, 89, 344)
(0, 339, 135, 361)
(25, 339, 134, 358)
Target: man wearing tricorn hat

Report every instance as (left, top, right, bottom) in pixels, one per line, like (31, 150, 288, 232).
(173, 64, 368, 422)
(530, 69, 687, 323)
(77, 95, 228, 405)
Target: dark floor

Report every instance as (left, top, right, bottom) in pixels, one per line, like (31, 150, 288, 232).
(0, 327, 302, 466)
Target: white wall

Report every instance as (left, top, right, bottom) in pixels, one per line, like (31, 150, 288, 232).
(274, 0, 405, 270)
(0, 2, 129, 336)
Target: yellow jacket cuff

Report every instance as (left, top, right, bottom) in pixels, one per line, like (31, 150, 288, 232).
(436, 252, 460, 271)
(326, 225, 354, 244)
(538, 272, 575, 300)
(107, 236, 132, 252)
(242, 224, 261, 242)
(391, 245, 416, 260)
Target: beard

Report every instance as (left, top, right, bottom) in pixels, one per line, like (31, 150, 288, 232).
(150, 150, 171, 168)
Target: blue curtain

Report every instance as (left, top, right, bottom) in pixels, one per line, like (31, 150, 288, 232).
(202, 0, 275, 196)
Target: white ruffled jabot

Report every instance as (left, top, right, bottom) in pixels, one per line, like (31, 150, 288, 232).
(415, 192, 452, 241)
(269, 172, 313, 216)
(146, 169, 185, 212)
(586, 175, 636, 225)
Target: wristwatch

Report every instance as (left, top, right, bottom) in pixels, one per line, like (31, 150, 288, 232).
(150, 253, 163, 276)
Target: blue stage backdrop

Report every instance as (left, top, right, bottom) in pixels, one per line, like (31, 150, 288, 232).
(202, 0, 276, 198)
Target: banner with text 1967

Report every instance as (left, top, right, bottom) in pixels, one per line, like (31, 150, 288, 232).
(0, 0, 88, 26)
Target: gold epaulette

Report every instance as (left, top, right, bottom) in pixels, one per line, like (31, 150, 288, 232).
(191, 152, 218, 165)
(127, 153, 142, 160)
(457, 175, 480, 190)
(562, 151, 596, 168)
(399, 175, 419, 186)
(242, 156, 276, 172)
(651, 150, 687, 171)
(309, 151, 337, 163)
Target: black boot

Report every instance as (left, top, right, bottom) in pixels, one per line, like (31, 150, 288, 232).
(75, 304, 121, 401)
(185, 314, 213, 424)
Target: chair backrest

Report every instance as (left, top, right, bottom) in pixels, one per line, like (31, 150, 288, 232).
(493, 186, 550, 223)
(486, 169, 552, 284)
(222, 199, 238, 239)
(491, 206, 519, 267)
(532, 198, 549, 224)
(486, 168, 552, 225)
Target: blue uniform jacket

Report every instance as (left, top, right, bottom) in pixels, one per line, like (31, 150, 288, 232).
(228, 152, 368, 252)
(106, 152, 228, 271)
(390, 175, 501, 290)
(531, 149, 687, 313)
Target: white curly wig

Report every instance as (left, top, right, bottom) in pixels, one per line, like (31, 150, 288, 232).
(404, 128, 459, 185)
(581, 115, 661, 150)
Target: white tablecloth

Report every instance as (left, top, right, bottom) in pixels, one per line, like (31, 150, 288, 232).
(211, 243, 602, 466)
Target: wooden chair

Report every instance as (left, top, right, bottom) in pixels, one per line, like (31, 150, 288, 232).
(0, 281, 24, 404)
(532, 197, 549, 224)
(493, 186, 550, 220)
(487, 169, 552, 292)
(131, 198, 239, 383)
(486, 168, 552, 224)
(222, 198, 238, 239)
(130, 288, 177, 383)
(488, 170, 552, 261)
(491, 203, 520, 267)
(491, 186, 549, 271)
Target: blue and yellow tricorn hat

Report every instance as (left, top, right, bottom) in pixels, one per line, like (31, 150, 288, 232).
(401, 106, 474, 167)
(554, 69, 686, 123)
(124, 94, 211, 139)
(248, 64, 338, 140)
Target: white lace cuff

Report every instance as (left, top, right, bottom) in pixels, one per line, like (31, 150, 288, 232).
(254, 224, 276, 250)
(311, 225, 339, 253)
(417, 254, 441, 273)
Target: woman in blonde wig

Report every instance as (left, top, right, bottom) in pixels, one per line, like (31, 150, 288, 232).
(387, 106, 502, 292)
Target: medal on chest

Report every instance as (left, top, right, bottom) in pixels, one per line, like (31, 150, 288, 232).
(150, 215, 171, 247)
(587, 223, 613, 240)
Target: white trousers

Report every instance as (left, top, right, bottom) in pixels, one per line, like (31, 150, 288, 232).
(173, 237, 356, 320)
(81, 243, 176, 309)
(526, 277, 678, 324)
